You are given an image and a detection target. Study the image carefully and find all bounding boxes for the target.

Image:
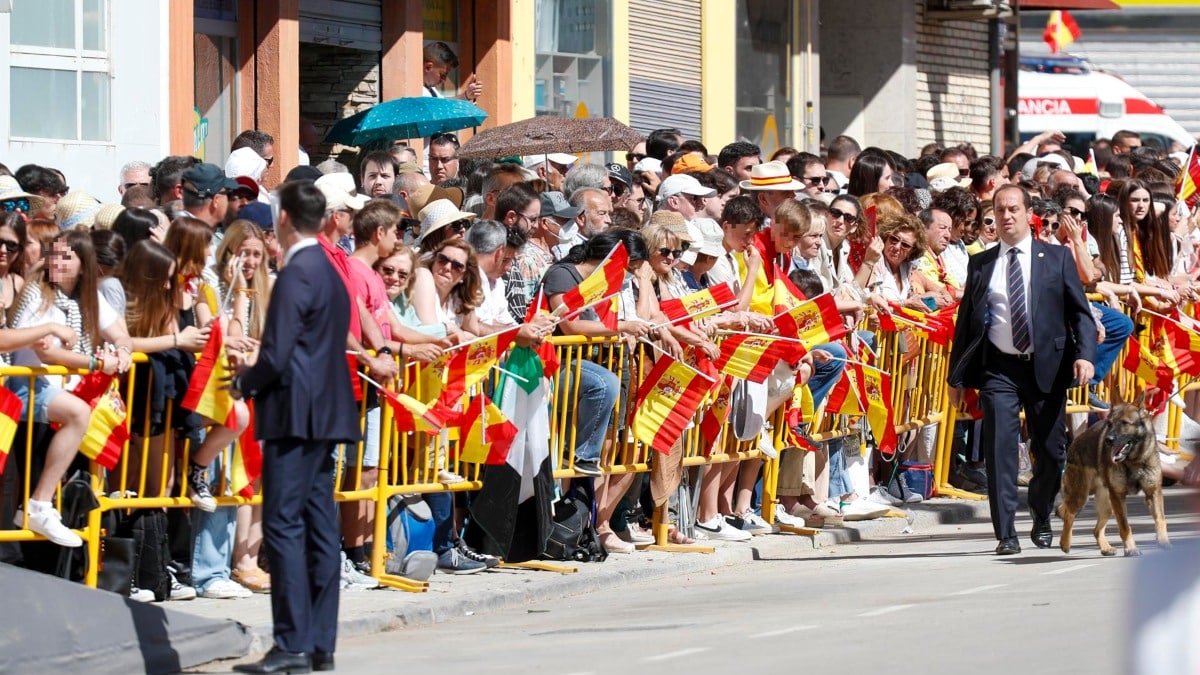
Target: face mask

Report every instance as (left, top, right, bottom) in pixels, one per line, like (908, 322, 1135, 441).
(552, 222, 580, 260)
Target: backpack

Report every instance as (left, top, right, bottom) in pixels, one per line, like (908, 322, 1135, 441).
(542, 484, 607, 563)
(117, 509, 172, 602)
(385, 495, 437, 580)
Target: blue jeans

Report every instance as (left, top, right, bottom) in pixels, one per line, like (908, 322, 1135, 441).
(1092, 302, 1133, 384)
(192, 450, 236, 592)
(425, 492, 454, 554)
(556, 359, 619, 463)
(809, 342, 847, 410)
(827, 437, 855, 497)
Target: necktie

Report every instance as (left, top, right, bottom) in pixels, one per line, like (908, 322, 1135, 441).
(1008, 248, 1031, 353)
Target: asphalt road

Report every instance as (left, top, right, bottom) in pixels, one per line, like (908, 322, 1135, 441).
(209, 489, 1199, 675)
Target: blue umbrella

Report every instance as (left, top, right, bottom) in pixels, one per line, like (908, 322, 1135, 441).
(323, 97, 487, 147)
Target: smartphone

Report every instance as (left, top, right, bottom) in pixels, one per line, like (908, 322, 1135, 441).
(921, 295, 938, 312)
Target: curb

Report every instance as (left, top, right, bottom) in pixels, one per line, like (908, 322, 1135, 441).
(239, 497, 993, 654)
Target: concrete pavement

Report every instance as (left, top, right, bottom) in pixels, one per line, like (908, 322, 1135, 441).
(186, 487, 1199, 673)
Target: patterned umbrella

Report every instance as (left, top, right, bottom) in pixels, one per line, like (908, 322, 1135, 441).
(457, 116, 643, 159)
(323, 97, 487, 147)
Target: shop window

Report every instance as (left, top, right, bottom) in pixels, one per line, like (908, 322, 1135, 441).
(195, 1, 239, 165)
(534, 0, 611, 118)
(9, 0, 111, 141)
(424, 0, 461, 98)
(736, 0, 793, 155)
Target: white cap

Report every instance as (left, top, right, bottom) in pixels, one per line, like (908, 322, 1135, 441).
(657, 174, 717, 203)
(525, 153, 579, 168)
(633, 157, 663, 176)
(315, 173, 368, 211)
(225, 147, 268, 182)
(680, 217, 725, 265)
(1022, 153, 1070, 179)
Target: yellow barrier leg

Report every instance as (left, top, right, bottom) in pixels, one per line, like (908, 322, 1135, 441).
(372, 402, 428, 593)
(642, 504, 714, 553)
(498, 561, 579, 573)
(83, 499, 103, 589)
(761, 454, 821, 538)
(933, 395, 988, 502)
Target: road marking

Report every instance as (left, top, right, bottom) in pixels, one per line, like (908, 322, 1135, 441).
(1042, 564, 1096, 576)
(642, 648, 710, 662)
(750, 625, 816, 639)
(949, 584, 1007, 596)
(857, 604, 915, 617)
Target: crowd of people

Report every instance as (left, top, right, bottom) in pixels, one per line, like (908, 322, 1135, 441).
(1, 119, 1199, 602)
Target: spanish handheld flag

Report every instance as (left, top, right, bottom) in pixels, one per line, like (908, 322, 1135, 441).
(715, 334, 806, 383)
(1081, 148, 1098, 176)
(774, 292, 847, 348)
(381, 388, 453, 433)
(0, 386, 22, 475)
(1123, 335, 1175, 394)
(554, 242, 628, 318)
(1044, 10, 1081, 54)
(861, 366, 898, 457)
(879, 302, 957, 346)
(455, 395, 517, 465)
(230, 401, 262, 499)
(1165, 315, 1200, 376)
(848, 205, 877, 274)
(659, 282, 737, 327)
(407, 328, 515, 407)
(182, 318, 239, 429)
(825, 363, 866, 417)
(772, 264, 807, 314)
(698, 375, 733, 452)
(523, 291, 559, 378)
(79, 387, 128, 470)
(1175, 145, 1200, 207)
(632, 355, 714, 455)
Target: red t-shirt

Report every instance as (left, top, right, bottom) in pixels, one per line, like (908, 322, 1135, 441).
(319, 237, 362, 341)
(346, 256, 392, 342)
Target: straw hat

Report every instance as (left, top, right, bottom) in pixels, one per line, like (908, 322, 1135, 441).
(92, 204, 126, 230)
(0, 176, 46, 215)
(408, 184, 465, 218)
(57, 190, 102, 229)
(925, 162, 970, 190)
(648, 210, 694, 242)
(738, 161, 803, 191)
(417, 198, 476, 244)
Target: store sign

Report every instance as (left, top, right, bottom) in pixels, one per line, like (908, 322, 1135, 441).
(193, 106, 209, 161)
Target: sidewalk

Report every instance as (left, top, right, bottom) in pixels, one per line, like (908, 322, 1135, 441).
(175, 497, 992, 656)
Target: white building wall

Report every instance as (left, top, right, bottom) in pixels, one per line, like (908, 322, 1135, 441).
(0, 1, 169, 203)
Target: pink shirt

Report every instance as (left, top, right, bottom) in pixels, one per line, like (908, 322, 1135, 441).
(346, 256, 392, 342)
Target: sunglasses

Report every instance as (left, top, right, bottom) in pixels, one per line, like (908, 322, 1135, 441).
(602, 185, 615, 194)
(401, 217, 421, 235)
(1, 198, 30, 213)
(802, 175, 827, 186)
(958, 168, 970, 178)
(657, 247, 684, 259)
(983, 216, 995, 227)
(378, 265, 410, 280)
(1063, 206, 1087, 220)
(829, 207, 858, 223)
(627, 152, 647, 163)
(447, 219, 470, 234)
(1044, 219, 1060, 231)
(0, 239, 18, 253)
(435, 252, 467, 273)
(885, 234, 914, 251)
(122, 182, 151, 190)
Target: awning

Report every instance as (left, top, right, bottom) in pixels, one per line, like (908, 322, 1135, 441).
(1016, 0, 1121, 10)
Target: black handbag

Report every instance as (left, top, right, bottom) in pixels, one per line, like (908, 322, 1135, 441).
(96, 535, 137, 596)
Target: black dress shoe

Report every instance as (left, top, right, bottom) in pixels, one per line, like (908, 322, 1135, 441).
(995, 537, 1021, 555)
(1031, 516, 1053, 549)
(233, 648, 312, 674)
(313, 652, 335, 672)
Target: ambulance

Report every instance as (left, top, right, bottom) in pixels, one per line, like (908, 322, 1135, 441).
(1017, 55, 1194, 153)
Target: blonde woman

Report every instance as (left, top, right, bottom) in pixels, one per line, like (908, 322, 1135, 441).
(410, 239, 485, 339)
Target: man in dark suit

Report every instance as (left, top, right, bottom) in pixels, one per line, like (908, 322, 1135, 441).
(948, 184, 1096, 556)
(231, 181, 360, 673)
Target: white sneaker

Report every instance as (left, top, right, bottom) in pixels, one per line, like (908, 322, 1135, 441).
(840, 499, 890, 521)
(17, 504, 83, 548)
(616, 522, 655, 545)
(168, 573, 197, 601)
(341, 551, 381, 589)
(867, 486, 903, 506)
(738, 510, 780, 535)
(757, 435, 780, 460)
(694, 516, 752, 542)
(200, 578, 253, 599)
(129, 586, 155, 602)
(774, 504, 805, 528)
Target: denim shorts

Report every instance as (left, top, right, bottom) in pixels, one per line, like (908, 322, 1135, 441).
(345, 406, 380, 468)
(5, 376, 65, 425)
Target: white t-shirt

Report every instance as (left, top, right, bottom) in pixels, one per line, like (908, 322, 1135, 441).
(12, 290, 119, 388)
(475, 267, 516, 327)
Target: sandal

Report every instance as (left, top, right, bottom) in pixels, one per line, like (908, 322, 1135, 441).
(668, 526, 695, 545)
(232, 566, 271, 593)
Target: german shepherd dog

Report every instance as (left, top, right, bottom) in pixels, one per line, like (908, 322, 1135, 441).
(1058, 398, 1170, 557)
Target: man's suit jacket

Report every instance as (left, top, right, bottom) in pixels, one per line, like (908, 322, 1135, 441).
(239, 243, 361, 443)
(947, 239, 1097, 395)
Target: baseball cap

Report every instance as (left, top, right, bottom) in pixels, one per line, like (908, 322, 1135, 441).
(539, 191, 581, 220)
(181, 163, 238, 199)
(672, 153, 713, 175)
(232, 176, 260, 200)
(315, 173, 368, 212)
(1022, 153, 1070, 179)
(237, 201, 275, 231)
(285, 165, 323, 182)
(657, 174, 717, 203)
(680, 217, 724, 265)
(925, 162, 970, 190)
(606, 162, 634, 188)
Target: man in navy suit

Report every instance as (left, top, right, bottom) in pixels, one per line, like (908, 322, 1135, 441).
(232, 181, 360, 673)
(948, 184, 1096, 556)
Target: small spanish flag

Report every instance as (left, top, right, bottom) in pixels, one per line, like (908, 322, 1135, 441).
(698, 375, 733, 452)
(182, 318, 239, 429)
(79, 388, 128, 470)
(381, 388, 453, 433)
(862, 367, 898, 457)
(0, 386, 22, 475)
(455, 395, 517, 465)
(715, 334, 806, 383)
(1165, 315, 1200, 377)
(555, 242, 628, 318)
(660, 282, 737, 327)
(1123, 335, 1175, 394)
(1175, 145, 1200, 208)
(825, 364, 866, 417)
(1044, 10, 1082, 54)
(522, 291, 559, 378)
(231, 401, 263, 499)
(773, 292, 847, 348)
(632, 355, 714, 455)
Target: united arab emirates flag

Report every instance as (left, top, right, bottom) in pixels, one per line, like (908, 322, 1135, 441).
(468, 345, 555, 562)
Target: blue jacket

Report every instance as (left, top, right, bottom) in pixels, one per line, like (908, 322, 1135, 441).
(238, 243, 360, 443)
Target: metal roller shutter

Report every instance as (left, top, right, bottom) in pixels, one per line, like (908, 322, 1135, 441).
(629, 0, 702, 139)
(299, 0, 382, 51)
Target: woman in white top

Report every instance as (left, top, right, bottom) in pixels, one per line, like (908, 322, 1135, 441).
(9, 230, 134, 547)
(866, 214, 939, 312)
(410, 239, 485, 339)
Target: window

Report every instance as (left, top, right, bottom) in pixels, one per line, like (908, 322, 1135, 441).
(534, 0, 611, 118)
(736, 0, 794, 154)
(9, 0, 111, 141)
(424, 0, 461, 98)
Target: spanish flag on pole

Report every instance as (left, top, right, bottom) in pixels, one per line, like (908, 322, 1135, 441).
(659, 282, 737, 327)
(698, 375, 733, 452)
(79, 387, 129, 470)
(554, 242, 628, 318)
(1175, 145, 1200, 207)
(715, 334, 806, 383)
(0, 386, 22, 475)
(406, 327, 516, 406)
(773, 292, 847, 348)
(182, 318, 239, 429)
(455, 395, 517, 465)
(230, 401, 262, 499)
(1044, 10, 1081, 54)
(861, 366, 898, 457)
(632, 354, 715, 455)
(772, 263, 807, 314)
(381, 388, 453, 433)
(1123, 335, 1175, 394)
